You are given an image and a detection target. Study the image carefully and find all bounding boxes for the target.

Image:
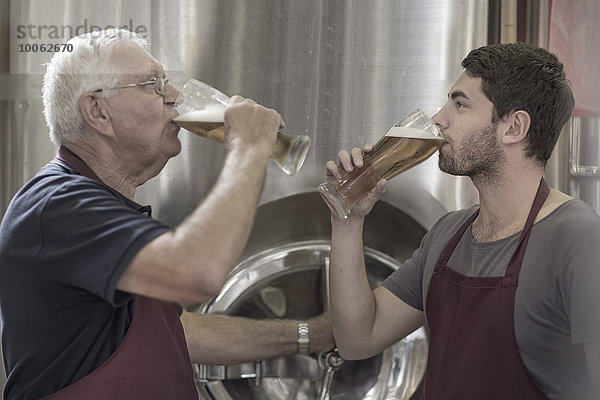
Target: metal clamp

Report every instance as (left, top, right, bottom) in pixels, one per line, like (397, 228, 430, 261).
(318, 349, 344, 400)
(193, 354, 323, 385)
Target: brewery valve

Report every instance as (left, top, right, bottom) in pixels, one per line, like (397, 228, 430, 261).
(317, 349, 344, 400)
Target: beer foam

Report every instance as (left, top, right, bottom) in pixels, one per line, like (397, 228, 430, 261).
(174, 107, 225, 123)
(384, 126, 443, 139)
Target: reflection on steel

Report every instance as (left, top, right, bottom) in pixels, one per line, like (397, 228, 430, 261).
(194, 355, 321, 381)
(195, 241, 428, 400)
(2, 0, 487, 224)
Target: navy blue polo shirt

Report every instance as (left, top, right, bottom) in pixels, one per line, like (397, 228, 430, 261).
(0, 158, 171, 399)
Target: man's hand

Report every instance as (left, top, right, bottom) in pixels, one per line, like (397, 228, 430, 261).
(224, 95, 283, 158)
(324, 144, 387, 220)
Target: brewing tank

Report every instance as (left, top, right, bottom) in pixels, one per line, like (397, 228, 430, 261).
(1, 1, 489, 397)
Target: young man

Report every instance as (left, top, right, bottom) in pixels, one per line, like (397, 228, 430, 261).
(0, 30, 333, 399)
(325, 43, 600, 399)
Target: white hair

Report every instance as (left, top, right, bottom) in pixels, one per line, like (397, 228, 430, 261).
(42, 29, 150, 146)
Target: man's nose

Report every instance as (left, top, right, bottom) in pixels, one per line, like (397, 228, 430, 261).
(164, 82, 182, 107)
(431, 105, 448, 131)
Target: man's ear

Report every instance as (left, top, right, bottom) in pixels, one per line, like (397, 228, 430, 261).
(77, 92, 113, 137)
(501, 110, 531, 145)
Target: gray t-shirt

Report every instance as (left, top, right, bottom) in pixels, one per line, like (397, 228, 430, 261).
(383, 199, 600, 399)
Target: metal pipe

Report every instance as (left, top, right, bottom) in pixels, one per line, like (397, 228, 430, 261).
(500, 0, 518, 43)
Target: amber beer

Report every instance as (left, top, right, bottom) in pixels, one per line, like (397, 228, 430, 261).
(174, 109, 303, 175)
(173, 108, 226, 142)
(174, 78, 311, 176)
(318, 112, 443, 219)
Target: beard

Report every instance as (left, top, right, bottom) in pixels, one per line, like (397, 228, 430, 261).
(438, 121, 505, 185)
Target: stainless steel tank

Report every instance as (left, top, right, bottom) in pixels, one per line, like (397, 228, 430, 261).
(191, 192, 431, 399)
(1, 1, 490, 397)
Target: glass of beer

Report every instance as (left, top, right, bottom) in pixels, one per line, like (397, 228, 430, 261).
(318, 109, 444, 219)
(173, 79, 311, 176)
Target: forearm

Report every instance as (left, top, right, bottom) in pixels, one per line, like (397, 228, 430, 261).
(172, 147, 269, 281)
(328, 216, 378, 357)
(182, 312, 296, 365)
(181, 311, 334, 365)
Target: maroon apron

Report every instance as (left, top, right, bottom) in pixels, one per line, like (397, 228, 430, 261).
(42, 147, 198, 399)
(422, 178, 550, 400)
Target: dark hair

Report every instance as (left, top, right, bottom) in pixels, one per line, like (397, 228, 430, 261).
(461, 42, 574, 165)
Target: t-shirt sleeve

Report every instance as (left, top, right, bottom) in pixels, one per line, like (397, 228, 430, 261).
(38, 180, 171, 306)
(566, 238, 600, 346)
(382, 243, 427, 311)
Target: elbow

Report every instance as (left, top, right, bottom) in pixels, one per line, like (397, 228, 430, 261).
(337, 346, 370, 361)
(334, 330, 377, 361)
(178, 262, 230, 304)
(195, 266, 229, 298)
(158, 238, 237, 304)
(338, 347, 378, 361)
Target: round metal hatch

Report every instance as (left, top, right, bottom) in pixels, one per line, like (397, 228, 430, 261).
(193, 240, 427, 400)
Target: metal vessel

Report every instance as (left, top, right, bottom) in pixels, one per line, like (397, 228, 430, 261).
(191, 192, 432, 399)
(2, 1, 493, 398)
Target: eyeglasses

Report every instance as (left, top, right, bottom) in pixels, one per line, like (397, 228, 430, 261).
(94, 77, 169, 97)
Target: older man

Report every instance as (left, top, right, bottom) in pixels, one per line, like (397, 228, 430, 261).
(0, 30, 333, 399)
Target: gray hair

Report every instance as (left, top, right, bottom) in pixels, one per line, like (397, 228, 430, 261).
(42, 29, 149, 146)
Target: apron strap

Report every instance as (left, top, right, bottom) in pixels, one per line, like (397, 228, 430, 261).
(504, 178, 550, 282)
(436, 177, 550, 282)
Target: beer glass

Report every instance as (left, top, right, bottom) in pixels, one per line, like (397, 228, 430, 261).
(173, 79, 311, 176)
(318, 109, 444, 219)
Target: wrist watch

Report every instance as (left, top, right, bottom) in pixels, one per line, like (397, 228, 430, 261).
(297, 321, 310, 354)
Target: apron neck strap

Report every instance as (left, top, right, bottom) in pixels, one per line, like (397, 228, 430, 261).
(436, 177, 550, 282)
(504, 177, 550, 281)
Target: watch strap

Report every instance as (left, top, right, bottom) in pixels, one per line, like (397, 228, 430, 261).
(297, 321, 310, 354)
